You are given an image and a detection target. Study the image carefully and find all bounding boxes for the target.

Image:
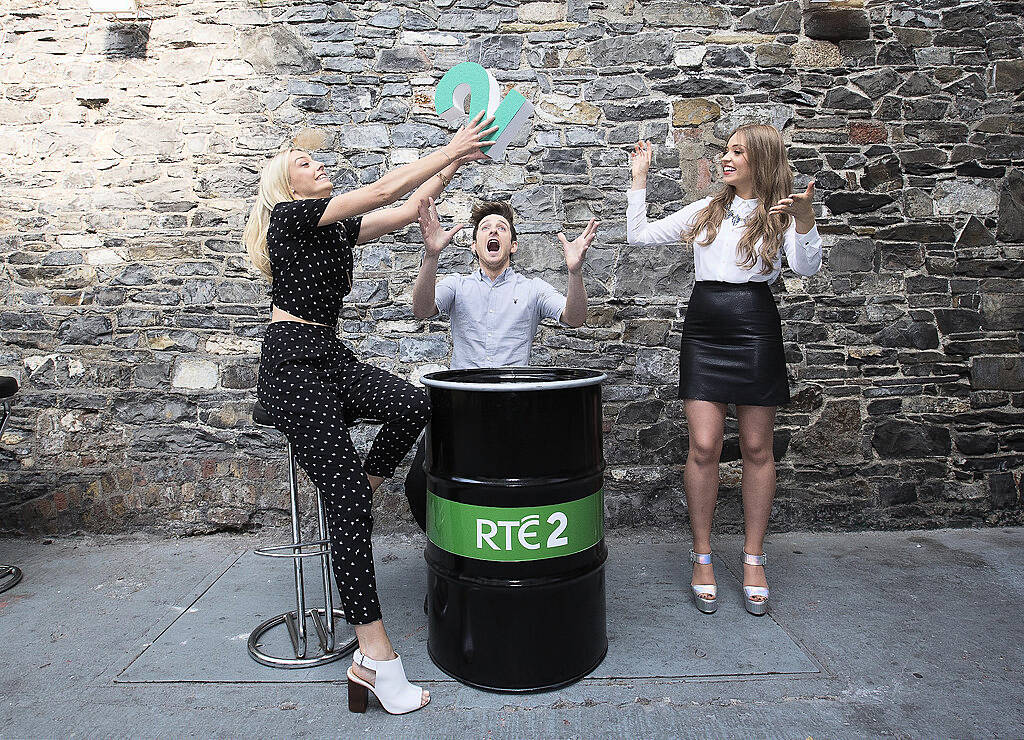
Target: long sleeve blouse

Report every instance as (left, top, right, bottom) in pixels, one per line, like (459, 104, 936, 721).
(625, 188, 822, 283)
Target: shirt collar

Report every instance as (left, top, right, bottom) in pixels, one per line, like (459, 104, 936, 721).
(476, 266, 515, 285)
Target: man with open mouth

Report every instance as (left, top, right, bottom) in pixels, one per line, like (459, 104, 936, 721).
(403, 197, 599, 532)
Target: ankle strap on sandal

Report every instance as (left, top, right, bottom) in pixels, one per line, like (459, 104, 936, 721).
(353, 648, 399, 670)
(742, 551, 766, 566)
(689, 549, 712, 565)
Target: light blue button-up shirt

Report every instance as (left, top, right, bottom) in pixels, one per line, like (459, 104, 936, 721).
(435, 267, 567, 370)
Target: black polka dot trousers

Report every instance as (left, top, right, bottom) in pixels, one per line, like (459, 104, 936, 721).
(257, 321, 430, 625)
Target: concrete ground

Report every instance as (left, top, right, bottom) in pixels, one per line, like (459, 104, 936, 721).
(0, 527, 1021, 739)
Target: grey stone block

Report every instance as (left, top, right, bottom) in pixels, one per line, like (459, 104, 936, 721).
(997, 169, 1024, 242)
(823, 88, 873, 111)
(971, 356, 1024, 391)
(829, 238, 875, 273)
(438, 11, 499, 32)
(737, 1, 801, 34)
(585, 75, 648, 101)
(871, 420, 951, 458)
(398, 334, 451, 362)
(376, 46, 431, 73)
(988, 472, 1019, 508)
(804, 9, 871, 41)
(239, 26, 320, 74)
(825, 192, 893, 214)
(588, 34, 673, 67)
(58, 315, 113, 346)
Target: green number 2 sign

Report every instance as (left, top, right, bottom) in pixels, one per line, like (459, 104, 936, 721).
(427, 490, 604, 563)
(434, 62, 535, 162)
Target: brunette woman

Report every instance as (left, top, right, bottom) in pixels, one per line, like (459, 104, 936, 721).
(627, 124, 821, 616)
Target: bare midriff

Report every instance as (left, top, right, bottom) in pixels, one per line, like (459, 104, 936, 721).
(270, 306, 330, 327)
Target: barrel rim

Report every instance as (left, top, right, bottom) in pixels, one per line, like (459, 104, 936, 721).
(421, 366, 607, 392)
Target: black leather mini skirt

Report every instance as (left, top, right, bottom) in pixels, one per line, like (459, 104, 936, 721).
(679, 280, 790, 406)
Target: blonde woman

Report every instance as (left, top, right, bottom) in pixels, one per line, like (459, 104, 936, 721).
(243, 113, 495, 714)
(627, 124, 821, 616)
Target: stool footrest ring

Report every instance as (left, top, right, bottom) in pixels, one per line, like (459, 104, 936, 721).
(248, 608, 357, 669)
(254, 540, 330, 559)
(0, 565, 22, 594)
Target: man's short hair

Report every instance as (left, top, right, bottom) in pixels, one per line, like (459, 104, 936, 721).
(470, 201, 517, 243)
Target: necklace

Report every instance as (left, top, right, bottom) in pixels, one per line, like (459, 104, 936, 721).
(726, 199, 756, 227)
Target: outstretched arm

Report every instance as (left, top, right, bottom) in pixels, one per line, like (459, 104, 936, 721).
(558, 218, 598, 328)
(357, 158, 462, 245)
(625, 140, 696, 245)
(412, 198, 465, 319)
(319, 112, 496, 229)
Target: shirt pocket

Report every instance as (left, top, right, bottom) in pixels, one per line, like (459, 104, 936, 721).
(497, 299, 536, 344)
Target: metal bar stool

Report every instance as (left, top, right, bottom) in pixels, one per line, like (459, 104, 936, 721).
(248, 400, 357, 668)
(0, 375, 22, 595)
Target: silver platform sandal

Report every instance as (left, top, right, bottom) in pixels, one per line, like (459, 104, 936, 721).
(742, 551, 769, 616)
(689, 550, 717, 614)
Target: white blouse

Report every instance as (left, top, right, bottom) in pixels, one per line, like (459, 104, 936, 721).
(626, 188, 823, 283)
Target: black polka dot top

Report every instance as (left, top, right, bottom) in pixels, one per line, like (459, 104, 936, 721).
(267, 197, 362, 326)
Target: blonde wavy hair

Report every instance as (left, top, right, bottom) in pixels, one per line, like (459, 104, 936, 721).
(683, 124, 794, 276)
(242, 147, 302, 281)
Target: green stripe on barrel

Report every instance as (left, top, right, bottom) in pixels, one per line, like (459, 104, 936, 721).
(427, 489, 604, 562)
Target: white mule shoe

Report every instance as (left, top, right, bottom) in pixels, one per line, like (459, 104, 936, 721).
(742, 551, 769, 616)
(689, 550, 718, 614)
(347, 649, 429, 715)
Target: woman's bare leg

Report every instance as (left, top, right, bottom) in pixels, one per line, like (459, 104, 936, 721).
(683, 399, 727, 592)
(735, 404, 777, 597)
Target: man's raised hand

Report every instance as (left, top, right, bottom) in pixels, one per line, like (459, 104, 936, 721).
(558, 218, 599, 275)
(418, 198, 465, 258)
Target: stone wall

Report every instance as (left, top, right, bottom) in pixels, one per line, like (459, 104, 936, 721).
(1, 0, 1022, 535)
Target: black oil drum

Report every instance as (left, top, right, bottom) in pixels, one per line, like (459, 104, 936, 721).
(421, 367, 607, 693)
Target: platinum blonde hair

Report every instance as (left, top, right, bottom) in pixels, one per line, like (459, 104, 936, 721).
(243, 147, 303, 281)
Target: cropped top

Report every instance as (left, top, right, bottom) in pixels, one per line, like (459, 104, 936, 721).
(267, 197, 362, 325)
